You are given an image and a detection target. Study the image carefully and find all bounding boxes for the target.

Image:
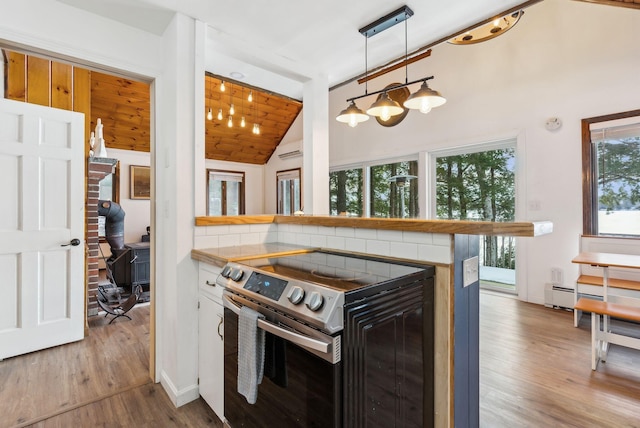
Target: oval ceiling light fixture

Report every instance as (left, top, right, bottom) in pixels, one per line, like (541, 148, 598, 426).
(230, 71, 245, 79)
(448, 10, 524, 45)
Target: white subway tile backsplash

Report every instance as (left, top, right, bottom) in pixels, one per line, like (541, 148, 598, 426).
(296, 234, 312, 246)
(278, 231, 296, 244)
(355, 228, 377, 240)
(194, 226, 206, 236)
(250, 224, 273, 233)
(418, 244, 452, 264)
(317, 226, 335, 237)
(309, 234, 328, 247)
(218, 234, 241, 247)
(345, 238, 366, 253)
(326, 236, 346, 250)
(229, 225, 252, 234)
(289, 224, 303, 234)
(206, 225, 230, 235)
(301, 225, 318, 235)
(376, 229, 403, 242)
(432, 233, 452, 246)
(261, 232, 278, 243)
(194, 235, 219, 249)
(389, 241, 418, 260)
(335, 227, 355, 238)
(240, 232, 261, 245)
(366, 239, 390, 256)
(403, 231, 432, 244)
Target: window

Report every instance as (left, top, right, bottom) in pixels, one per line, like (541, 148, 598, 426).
(583, 110, 640, 237)
(329, 159, 418, 218)
(207, 169, 245, 216)
(330, 168, 363, 216)
(370, 160, 418, 218)
(432, 143, 517, 292)
(277, 168, 301, 215)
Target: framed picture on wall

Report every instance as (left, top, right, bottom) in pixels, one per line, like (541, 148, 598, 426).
(130, 165, 150, 200)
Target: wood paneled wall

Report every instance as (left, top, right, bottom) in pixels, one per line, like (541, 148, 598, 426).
(4, 51, 93, 153)
(3, 50, 150, 155)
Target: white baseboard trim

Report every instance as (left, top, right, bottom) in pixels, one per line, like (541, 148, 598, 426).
(160, 370, 200, 407)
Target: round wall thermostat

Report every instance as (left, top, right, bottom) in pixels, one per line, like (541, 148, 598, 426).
(545, 117, 562, 131)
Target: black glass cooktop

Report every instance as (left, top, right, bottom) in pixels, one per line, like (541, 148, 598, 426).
(239, 251, 424, 293)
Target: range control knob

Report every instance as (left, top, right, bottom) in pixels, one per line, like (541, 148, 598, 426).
(230, 268, 244, 282)
(306, 291, 324, 312)
(287, 286, 305, 305)
(221, 265, 232, 278)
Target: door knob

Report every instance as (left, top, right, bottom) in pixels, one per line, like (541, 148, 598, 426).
(61, 238, 81, 247)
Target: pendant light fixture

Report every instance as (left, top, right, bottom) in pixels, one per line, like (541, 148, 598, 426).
(206, 75, 213, 120)
(240, 87, 246, 128)
(248, 90, 253, 103)
(229, 82, 235, 115)
(336, 6, 446, 127)
(220, 80, 225, 92)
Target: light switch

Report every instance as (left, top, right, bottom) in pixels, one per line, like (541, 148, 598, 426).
(463, 256, 479, 287)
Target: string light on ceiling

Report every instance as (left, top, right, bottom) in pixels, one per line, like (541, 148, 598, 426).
(206, 76, 213, 120)
(205, 73, 264, 136)
(336, 6, 446, 128)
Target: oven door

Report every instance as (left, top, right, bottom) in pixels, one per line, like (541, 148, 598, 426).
(223, 292, 342, 428)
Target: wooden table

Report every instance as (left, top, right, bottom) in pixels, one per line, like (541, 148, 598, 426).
(572, 252, 640, 301)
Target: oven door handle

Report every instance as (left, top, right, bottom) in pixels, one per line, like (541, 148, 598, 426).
(223, 294, 330, 354)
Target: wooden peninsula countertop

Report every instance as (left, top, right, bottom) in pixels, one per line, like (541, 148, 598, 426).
(194, 215, 553, 237)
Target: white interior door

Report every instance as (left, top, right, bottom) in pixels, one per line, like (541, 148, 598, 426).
(0, 99, 85, 360)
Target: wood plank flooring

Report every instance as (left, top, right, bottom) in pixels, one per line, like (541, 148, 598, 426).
(0, 305, 221, 428)
(480, 291, 640, 427)
(1, 292, 639, 427)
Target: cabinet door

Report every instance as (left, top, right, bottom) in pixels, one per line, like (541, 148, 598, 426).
(199, 296, 225, 420)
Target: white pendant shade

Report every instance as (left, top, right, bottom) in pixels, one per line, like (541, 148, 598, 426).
(336, 101, 370, 127)
(366, 93, 404, 121)
(403, 81, 446, 113)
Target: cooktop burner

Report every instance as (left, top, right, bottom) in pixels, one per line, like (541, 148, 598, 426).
(217, 250, 429, 333)
(240, 251, 423, 292)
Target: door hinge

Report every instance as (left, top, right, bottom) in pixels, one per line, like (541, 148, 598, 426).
(198, 301, 200, 309)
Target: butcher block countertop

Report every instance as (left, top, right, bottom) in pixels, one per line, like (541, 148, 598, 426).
(191, 243, 316, 266)
(194, 215, 553, 237)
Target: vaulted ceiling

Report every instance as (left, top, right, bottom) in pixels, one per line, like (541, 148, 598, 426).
(204, 75, 302, 165)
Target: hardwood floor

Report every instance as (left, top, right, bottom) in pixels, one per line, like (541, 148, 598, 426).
(1, 291, 639, 427)
(480, 291, 640, 427)
(0, 305, 221, 428)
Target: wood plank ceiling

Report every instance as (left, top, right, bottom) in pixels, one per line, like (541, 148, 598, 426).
(204, 74, 302, 165)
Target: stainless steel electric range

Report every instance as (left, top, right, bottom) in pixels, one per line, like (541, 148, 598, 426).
(217, 250, 435, 428)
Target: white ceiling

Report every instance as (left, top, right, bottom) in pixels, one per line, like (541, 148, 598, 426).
(56, 0, 527, 98)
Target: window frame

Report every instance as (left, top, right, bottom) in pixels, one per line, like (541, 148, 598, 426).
(581, 108, 640, 236)
(276, 168, 301, 215)
(206, 169, 245, 216)
(329, 155, 418, 218)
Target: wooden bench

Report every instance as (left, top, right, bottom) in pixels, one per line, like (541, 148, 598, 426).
(574, 297, 640, 370)
(574, 275, 640, 326)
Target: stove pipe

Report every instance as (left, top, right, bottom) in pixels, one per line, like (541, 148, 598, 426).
(98, 200, 125, 251)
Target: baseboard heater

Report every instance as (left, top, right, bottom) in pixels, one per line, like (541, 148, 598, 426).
(544, 284, 574, 309)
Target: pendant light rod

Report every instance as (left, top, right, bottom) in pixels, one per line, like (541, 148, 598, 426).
(346, 76, 434, 103)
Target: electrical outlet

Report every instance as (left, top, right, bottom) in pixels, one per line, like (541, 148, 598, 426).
(463, 256, 479, 287)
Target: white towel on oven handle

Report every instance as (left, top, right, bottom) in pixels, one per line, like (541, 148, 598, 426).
(237, 305, 266, 404)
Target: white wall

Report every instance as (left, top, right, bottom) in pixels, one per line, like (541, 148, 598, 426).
(327, 0, 640, 305)
(107, 148, 151, 243)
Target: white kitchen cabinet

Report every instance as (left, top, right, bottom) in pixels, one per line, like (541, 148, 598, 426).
(198, 263, 224, 421)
